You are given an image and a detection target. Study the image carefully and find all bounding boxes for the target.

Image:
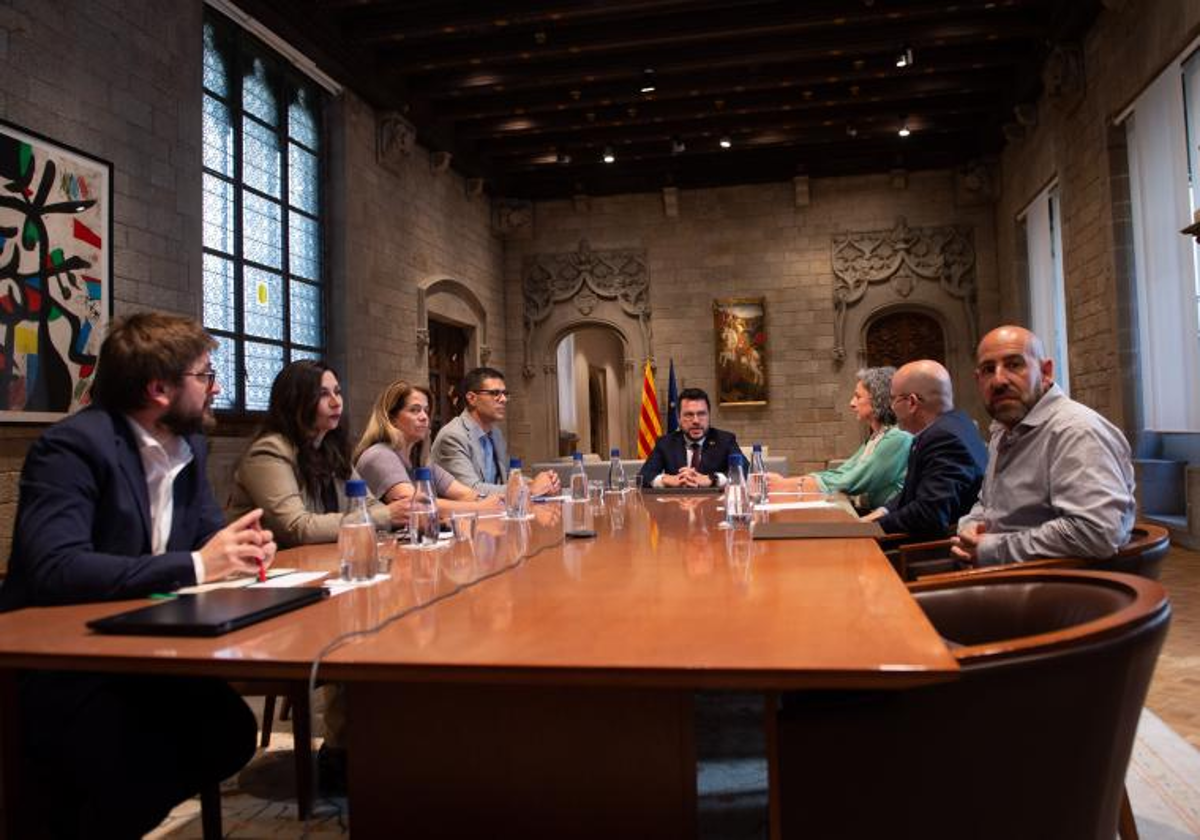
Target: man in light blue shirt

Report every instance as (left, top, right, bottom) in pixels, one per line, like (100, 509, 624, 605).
(431, 367, 560, 497)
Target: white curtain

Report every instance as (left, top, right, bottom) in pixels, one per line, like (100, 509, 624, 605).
(1024, 186, 1070, 393)
(556, 333, 577, 433)
(1126, 65, 1200, 430)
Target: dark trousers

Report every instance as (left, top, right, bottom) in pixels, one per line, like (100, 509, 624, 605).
(16, 671, 257, 839)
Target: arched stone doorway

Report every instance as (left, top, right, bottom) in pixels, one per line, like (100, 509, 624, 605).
(417, 277, 491, 370)
(831, 218, 979, 414)
(416, 278, 491, 434)
(554, 326, 629, 458)
(515, 240, 652, 463)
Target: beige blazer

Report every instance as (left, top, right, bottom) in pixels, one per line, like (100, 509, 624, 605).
(226, 433, 390, 548)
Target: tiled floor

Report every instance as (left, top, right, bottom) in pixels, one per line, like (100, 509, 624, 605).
(1144, 546, 1200, 750)
(152, 546, 1200, 837)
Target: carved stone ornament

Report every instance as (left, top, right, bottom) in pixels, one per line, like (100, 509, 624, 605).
(492, 198, 534, 239)
(414, 327, 430, 350)
(521, 239, 652, 377)
(830, 217, 977, 363)
(377, 113, 415, 175)
(1043, 44, 1085, 101)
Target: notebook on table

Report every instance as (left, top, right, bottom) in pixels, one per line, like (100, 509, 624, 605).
(87, 587, 328, 637)
(752, 521, 884, 540)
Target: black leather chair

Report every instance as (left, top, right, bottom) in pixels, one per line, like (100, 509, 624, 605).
(776, 570, 1171, 840)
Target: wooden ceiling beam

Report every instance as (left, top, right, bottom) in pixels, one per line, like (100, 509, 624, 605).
(429, 46, 1032, 119)
(476, 102, 997, 160)
(381, 9, 1041, 77)
(339, 0, 766, 44)
(451, 70, 1012, 140)
(406, 26, 1039, 101)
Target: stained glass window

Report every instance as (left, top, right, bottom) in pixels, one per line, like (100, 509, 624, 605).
(202, 12, 325, 413)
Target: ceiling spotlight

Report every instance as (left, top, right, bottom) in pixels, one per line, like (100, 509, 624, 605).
(640, 68, 657, 94)
(719, 135, 732, 149)
(602, 145, 616, 164)
(846, 124, 858, 138)
(896, 46, 914, 68)
(898, 117, 911, 138)
(671, 136, 686, 154)
(556, 148, 572, 165)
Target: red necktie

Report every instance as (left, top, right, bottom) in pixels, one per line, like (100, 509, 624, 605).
(689, 443, 702, 470)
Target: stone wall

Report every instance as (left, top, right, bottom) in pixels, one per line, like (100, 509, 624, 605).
(992, 0, 1200, 434)
(0, 0, 206, 567)
(502, 172, 997, 475)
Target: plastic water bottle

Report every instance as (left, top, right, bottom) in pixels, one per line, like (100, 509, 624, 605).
(409, 466, 440, 546)
(748, 443, 768, 505)
(506, 457, 529, 519)
(724, 453, 752, 528)
(607, 447, 628, 492)
(339, 479, 378, 581)
(570, 451, 589, 500)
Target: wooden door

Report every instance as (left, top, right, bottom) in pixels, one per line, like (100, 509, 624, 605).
(428, 319, 469, 438)
(865, 311, 945, 368)
(588, 366, 608, 456)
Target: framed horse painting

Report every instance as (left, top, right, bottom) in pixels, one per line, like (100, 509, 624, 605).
(713, 297, 767, 406)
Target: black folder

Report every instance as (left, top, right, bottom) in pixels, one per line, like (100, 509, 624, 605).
(752, 521, 884, 540)
(87, 587, 328, 637)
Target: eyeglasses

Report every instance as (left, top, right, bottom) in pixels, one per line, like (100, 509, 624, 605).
(183, 369, 217, 388)
(889, 392, 922, 407)
(472, 388, 509, 398)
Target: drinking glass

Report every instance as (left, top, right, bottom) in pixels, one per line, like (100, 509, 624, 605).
(451, 511, 478, 542)
(587, 480, 605, 514)
(724, 482, 752, 529)
(747, 472, 768, 505)
(609, 493, 626, 531)
(375, 529, 397, 574)
(569, 471, 589, 501)
(564, 498, 593, 535)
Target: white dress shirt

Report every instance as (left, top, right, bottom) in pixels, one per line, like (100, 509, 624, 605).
(126, 417, 206, 583)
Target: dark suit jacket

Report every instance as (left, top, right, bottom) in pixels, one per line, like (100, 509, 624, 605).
(0, 406, 224, 610)
(878, 409, 987, 538)
(638, 428, 741, 486)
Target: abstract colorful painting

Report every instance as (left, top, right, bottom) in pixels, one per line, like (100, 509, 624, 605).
(713, 297, 768, 406)
(0, 121, 111, 422)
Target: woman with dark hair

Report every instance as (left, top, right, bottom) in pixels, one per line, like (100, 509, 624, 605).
(768, 366, 911, 508)
(227, 360, 407, 547)
(355, 379, 504, 514)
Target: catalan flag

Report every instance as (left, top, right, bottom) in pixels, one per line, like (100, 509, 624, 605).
(636, 360, 663, 458)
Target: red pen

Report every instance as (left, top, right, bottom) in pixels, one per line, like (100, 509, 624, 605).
(252, 516, 267, 582)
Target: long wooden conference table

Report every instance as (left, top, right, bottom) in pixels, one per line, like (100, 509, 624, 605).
(0, 491, 958, 837)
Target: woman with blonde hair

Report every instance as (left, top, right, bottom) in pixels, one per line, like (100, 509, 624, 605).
(355, 379, 504, 514)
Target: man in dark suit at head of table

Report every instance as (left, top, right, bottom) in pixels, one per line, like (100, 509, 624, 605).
(862, 359, 988, 538)
(638, 387, 741, 489)
(0, 311, 276, 837)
